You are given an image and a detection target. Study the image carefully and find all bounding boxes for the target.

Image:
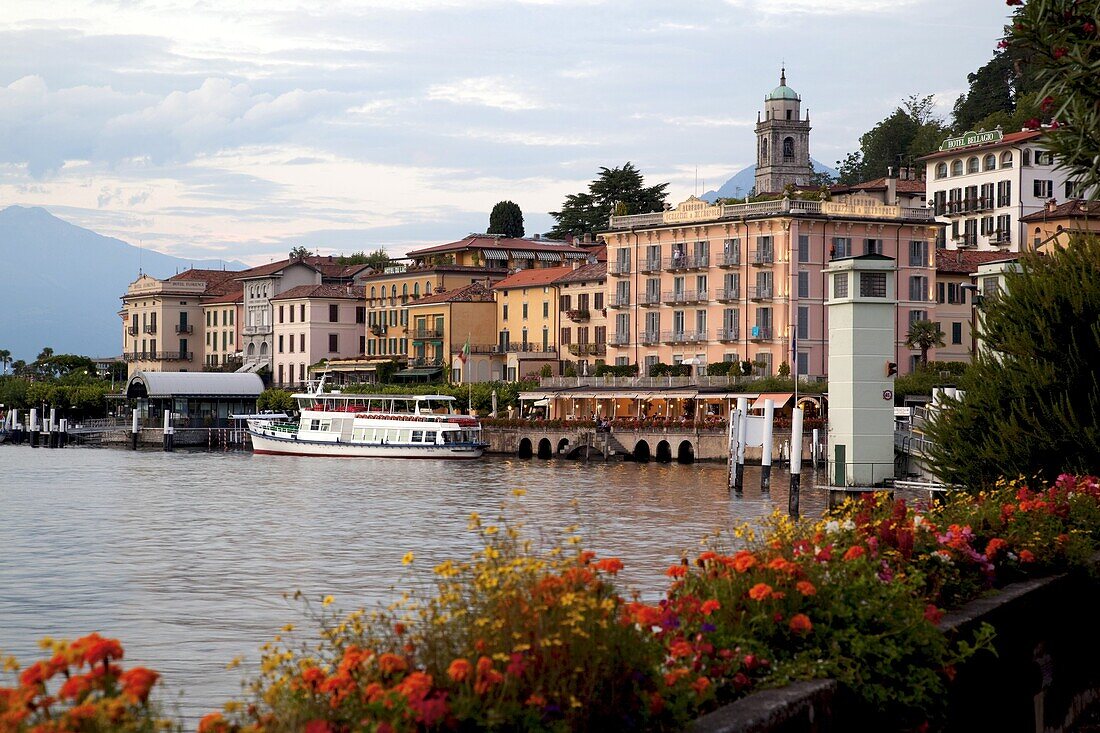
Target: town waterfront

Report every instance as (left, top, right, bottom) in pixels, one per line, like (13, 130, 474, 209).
(1, 446, 829, 720)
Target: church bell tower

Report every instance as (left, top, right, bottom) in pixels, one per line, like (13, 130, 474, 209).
(754, 68, 813, 194)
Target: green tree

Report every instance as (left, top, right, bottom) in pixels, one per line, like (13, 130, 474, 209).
(257, 388, 295, 413)
(37, 347, 54, 362)
(952, 52, 1017, 131)
(836, 96, 948, 184)
(548, 163, 668, 239)
(925, 239, 1100, 488)
(289, 245, 312, 259)
(1010, 0, 1100, 195)
(487, 201, 525, 238)
(905, 320, 946, 367)
(338, 249, 392, 271)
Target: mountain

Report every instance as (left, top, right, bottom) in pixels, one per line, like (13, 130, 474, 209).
(700, 159, 839, 202)
(0, 206, 247, 361)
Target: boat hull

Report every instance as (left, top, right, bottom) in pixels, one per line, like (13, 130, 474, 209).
(249, 430, 485, 459)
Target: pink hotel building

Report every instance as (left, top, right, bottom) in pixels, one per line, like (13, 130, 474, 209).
(601, 73, 941, 376)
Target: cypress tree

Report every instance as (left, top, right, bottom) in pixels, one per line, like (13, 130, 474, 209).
(487, 201, 525, 238)
(926, 239, 1100, 488)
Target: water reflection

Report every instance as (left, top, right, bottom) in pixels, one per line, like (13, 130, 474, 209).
(0, 447, 828, 719)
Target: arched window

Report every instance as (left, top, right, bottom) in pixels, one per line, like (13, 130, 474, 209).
(259, 342, 268, 356)
(390, 285, 397, 301)
(402, 284, 408, 300)
(247, 342, 255, 356)
(984, 154, 997, 171)
(760, 138, 768, 162)
(967, 157, 979, 174)
(951, 159, 964, 176)
(1034, 227, 1042, 248)
(1022, 148, 1031, 166)
(413, 283, 420, 297)
(370, 286, 376, 300)
(1000, 151, 1013, 168)
(783, 137, 795, 162)
(935, 162, 948, 179)
(425, 281, 432, 295)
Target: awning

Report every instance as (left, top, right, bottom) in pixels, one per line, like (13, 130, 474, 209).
(563, 251, 588, 259)
(535, 251, 562, 262)
(519, 392, 554, 400)
(482, 249, 508, 260)
(509, 250, 536, 259)
(565, 392, 599, 399)
(654, 391, 698, 399)
(531, 398, 550, 407)
(393, 367, 443, 379)
(751, 392, 794, 410)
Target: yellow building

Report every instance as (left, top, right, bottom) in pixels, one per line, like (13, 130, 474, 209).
(555, 260, 608, 373)
(491, 266, 571, 381)
(1020, 199, 1100, 253)
(402, 282, 497, 383)
(201, 284, 242, 371)
(405, 233, 590, 270)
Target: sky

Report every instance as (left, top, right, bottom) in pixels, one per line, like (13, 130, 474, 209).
(0, 0, 1013, 265)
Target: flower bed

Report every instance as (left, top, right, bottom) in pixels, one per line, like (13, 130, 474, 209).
(3, 475, 1100, 732)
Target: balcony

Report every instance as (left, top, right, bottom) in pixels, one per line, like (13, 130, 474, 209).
(122, 351, 193, 362)
(411, 329, 443, 340)
(609, 294, 631, 308)
(608, 261, 631, 276)
(953, 233, 978, 248)
(142, 324, 157, 334)
(568, 343, 606, 357)
(717, 327, 739, 341)
(749, 326, 772, 341)
(748, 285, 773, 300)
(409, 357, 443, 367)
(750, 249, 774, 266)
(174, 324, 193, 334)
(609, 332, 630, 346)
(640, 292, 661, 307)
(369, 324, 388, 336)
(665, 254, 708, 271)
(719, 252, 742, 267)
(469, 344, 495, 354)
(989, 231, 1011, 246)
(640, 330, 659, 345)
(663, 289, 706, 304)
(243, 324, 272, 336)
(491, 343, 557, 355)
(638, 258, 662, 274)
(126, 326, 138, 336)
(566, 309, 590, 323)
(716, 287, 740, 302)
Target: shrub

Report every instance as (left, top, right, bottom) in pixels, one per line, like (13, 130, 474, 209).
(257, 388, 295, 414)
(594, 363, 638, 377)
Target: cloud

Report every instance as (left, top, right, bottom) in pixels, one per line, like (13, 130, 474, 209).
(426, 76, 546, 111)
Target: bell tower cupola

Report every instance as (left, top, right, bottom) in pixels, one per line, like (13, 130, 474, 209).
(754, 67, 813, 194)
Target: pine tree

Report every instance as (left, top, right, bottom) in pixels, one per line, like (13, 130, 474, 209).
(487, 201, 525, 238)
(548, 163, 668, 239)
(926, 239, 1100, 488)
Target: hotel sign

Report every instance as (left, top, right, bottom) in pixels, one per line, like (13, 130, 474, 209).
(939, 129, 1003, 151)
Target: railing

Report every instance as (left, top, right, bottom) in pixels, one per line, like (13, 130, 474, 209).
(751, 249, 774, 265)
(243, 325, 272, 336)
(566, 309, 590, 323)
(748, 285, 773, 300)
(939, 197, 995, 216)
(409, 357, 443, 367)
(491, 343, 557, 354)
(411, 329, 443, 339)
(609, 332, 630, 346)
(609, 294, 631, 308)
(953, 234, 978, 248)
(640, 292, 661, 306)
(568, 343, 606, 357)
(369, 324, 387, 336)
(608, 261, 631, 275)
(664, 254, 708, 270)
(716, 287, 740, 301)
(661, 330, 707, 343)
(640, 330, 659, 345)
(719, 252, 741, 267)
(749, 327, 772, 341)
(717, 327, 739, 341)
(175, 324, 193, 334)
(142, 324, 157, 334)
(638, 258, 662, 273)
(469, 344, 495, 354)
(663, 290, 707, 304)
(989, 231, 1011, 245)
(126, 326, 138, 336)
(608, 196, 935, 230)
(122, 351, 193, 362)
(538, 374, 826, 388)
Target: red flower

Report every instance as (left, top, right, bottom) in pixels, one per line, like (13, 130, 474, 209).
(1024, 118, 1041, 130)
(669, 639, 693, 659)
(924, 604, 945, 626)
(985, 538, 1008, 559)
(843, 545, 865, 561)
(18, 662, 49, 688)
(700, 599, 721, 616)
(447, 658, 471, 682)
(305, 722, 333, 733)
(731, 551, 757, 573)
(691, 676, 711, 694)
(1053, 47, 1068, 59)
(1019, 550, 1036, 563)
(119, 666, 159, 703)
(1085, 22, 1096, 33)
(198, 713, 229, 733)
(796, 581, 817, 596)
(378, 653, 407, 675)
(788, 613, 813, 634)
(666, 565, 688, 578)
(595, 557, 624, 574)
(57, 674, 93, 701)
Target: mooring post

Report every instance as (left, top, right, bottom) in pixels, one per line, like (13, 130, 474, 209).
(812, 427, 820, 469)
(163, 411, 173, 452)
(789, 407, 804, 518)
(131, 408, 140, 450)
(48, 408, 58, 448)
(761, 398, 774, 492)
(734, 397, 747, 493)
(727, 408, 738, 492)
(59, 418, 67, 448)
(30, 408, 39, 447)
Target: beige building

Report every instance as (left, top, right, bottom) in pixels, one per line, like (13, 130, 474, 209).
(270, 284, 366, 388)
(402, 282, 497, 383)
(491, 266, 570, 381)
(555, 260, 608, 374)
(830, 171, 927, 209)
(1020, 199, 1100, 253)
(202, 284, 243, 370)
(120, 269, 240, 375)
(405, 233, 591, 271)
(603, 194, 940, 377)
(933, 249, 1012, 363)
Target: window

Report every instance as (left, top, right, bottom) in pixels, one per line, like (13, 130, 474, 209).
(522, 303, 528, 319)
(329, 304, 338, 322)
(967, 157, 979, 173)
(908, 240, 928, 267)
(980, 182, 994, 207)
(206, 310, 211, 327)
(864, 238, 883, 255)
(278, 305, 284, 323)
(328, 334, 338, 352)
(831, 237, 851, 259)
(860, 272, 888, 298)
(561, 327, 571, 345)
(909, 309, 928, 325)
(996, 214, 1011, 240)
(908, 276, 928, 302)
(996, 180, 1012, 207)
(559, 295, 571, 312)
(278, 335, 284, 353)
(980, 216, 995, 236)
(355, 307, 365, 324)
(542, 301, 549, 318)
(951, 322, 962, 345)
(594, 292, 604, 310)
(359, 335, 365, 353)
(502, 304, 509, 321)
(299, 333, 305, 351)
(1066, 180, 1086, 199)
(935, 162, 948, 179)
(300, 304, 305, 321)
(833, 273, 848, 299)
(594, 325, 606, 344)
(797, 271, 809, 298)
(983, 154, 997, 171)
(783, 136, 794, 162)
(951, 159, 964, 176)
(1000, 151, 1013, 168)
(1036, 150, 1055, 165)
(797, 306, 809, 340)
(1022, 148, 1031, 166)
(797, 234, 810, 263)
(936, 282, 945, 304)
(1034, 179, 1053, 198)
(796, 351, 809, 376)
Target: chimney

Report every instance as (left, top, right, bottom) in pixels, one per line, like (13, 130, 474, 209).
(1048, 198, 1057, 212)
(885, 167, 898, 206)
(533, 233, 541, 240)
(572, 260, 581, 271)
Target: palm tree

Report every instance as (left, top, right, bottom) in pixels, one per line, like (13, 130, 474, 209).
(0, 349, 10, 375)
(905, 320, 946, 367)
(36, 347, 54, 362)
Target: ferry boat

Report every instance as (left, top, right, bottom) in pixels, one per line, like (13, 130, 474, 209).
(247, 379, 486, 459)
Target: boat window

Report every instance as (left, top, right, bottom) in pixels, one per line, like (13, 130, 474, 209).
(412, 430, 423, 442)
(309, 419, 321, 431)
(319, 421, 331, 432)
(424, 431, 437, 444)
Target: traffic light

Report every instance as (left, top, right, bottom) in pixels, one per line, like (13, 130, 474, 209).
(886, 361, 898, 377)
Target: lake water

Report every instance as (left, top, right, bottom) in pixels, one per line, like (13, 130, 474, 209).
(0, 446, 830, 720)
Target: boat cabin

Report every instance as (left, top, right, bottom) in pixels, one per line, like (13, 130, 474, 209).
(296, 393, 458, 416)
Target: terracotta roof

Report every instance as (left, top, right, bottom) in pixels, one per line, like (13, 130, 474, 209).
(554, 261, 606, 284)
(237, 256, 372, 280)
(406, 234, 583, 258)
(406, 281, 496, 306)
(270, 284, 366, 301)
(1019, 198, 1100, 223)
(935, 249, 1019, 275)
(831, 177, 926, 195)
(358, 264, 504, 282)
(920, 130, 1044, 161)
(202, 284, 243, 305)
(492, 266, 573, 290)
(165, 268, 244, 297)
(589, 244, 607, 262)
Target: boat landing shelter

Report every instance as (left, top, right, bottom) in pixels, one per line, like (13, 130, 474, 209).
(124, 371, 265, 427)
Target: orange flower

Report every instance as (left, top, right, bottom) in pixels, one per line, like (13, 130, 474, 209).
(594, 557, 624, 574)
(58, 673, 93, 701)
(985, 538, 1008, 558)
(843, 545, 865, 561)
(691, 676, 711, 694)
(301, 666, 326, 691)
(18, 662, 49, 688)
(795, 581, 817, 596)
(64, 703, 97, 722)
(766, 557, 795, 574)
(669, 639, 693, 659)
(75, 634, 124, 667)
(748, 583, 773, 601)
(700, 599, 721, 616)
(1019, 549, 1036, 563)
(377, 653, 407, 675)
(788, 613, 813, 634)
(666, 564, 687, 578)
(119, 667, 159, 704)
(395, 671, 433, 703)
(527, 692, 547, 707)
(731, 551, 757, 573)
(474, 656, 503, 695)
(663, 667, 690, 687)
(447, 658, 471, 682)
(198, 712, 230, 733)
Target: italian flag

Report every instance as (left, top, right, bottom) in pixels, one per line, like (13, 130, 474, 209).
(458, 336, 470, 364)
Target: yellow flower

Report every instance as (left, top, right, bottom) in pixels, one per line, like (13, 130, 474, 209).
(322, 595, 335, 607)
(282, 623, 295, 632)
(484, 525, 499, 535)
(402, 551, 415, 565)
(513, 488, 526, 497)
(226, 656, 243, 670)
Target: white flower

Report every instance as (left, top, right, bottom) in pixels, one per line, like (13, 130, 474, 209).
(913, 515, 924, 529)
(842, 519, 856, 531)
(824, 520, 840, 534)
